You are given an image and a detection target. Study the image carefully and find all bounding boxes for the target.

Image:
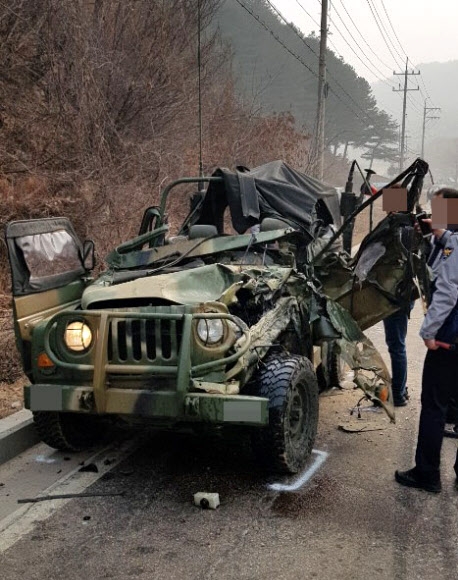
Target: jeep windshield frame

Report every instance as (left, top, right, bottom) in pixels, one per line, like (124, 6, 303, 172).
(5, 217, 86, 296)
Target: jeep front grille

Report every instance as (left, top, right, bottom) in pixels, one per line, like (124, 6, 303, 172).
(107, 317, 183, 365)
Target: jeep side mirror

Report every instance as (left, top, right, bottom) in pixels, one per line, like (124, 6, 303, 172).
(82, 240, 95, 271)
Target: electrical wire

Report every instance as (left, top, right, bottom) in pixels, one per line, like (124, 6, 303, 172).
(334, 0, 393, 72)
(329, 2, 398, 89)
(378, 0, 408, 59)
(293, 0, 400, 120)
(265, 0, 320, 59)
(364, 0, 403, 69)
(259, 0, 389, 126)
(367, 0, 405, 66)
(332, 0, 437, 114)
(233, 0, 319, 76)
(294, 0, 320, 28)
(371, 0, 438, 110)
(233, 0, 369, 124)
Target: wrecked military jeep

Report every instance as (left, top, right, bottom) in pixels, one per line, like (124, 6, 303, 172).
(5, 159, 429, 473)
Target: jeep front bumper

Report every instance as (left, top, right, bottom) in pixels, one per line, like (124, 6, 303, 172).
(25, 384, 268, 426)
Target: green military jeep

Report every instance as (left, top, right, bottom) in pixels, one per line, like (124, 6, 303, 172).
(5, 160, 428, 473)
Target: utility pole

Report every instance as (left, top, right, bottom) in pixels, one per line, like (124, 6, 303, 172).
(421, 100, 441, 158)
(393, 58, 420, 172)
(315, 0, 328, 181)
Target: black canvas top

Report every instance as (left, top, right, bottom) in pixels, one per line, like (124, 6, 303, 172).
(191, 160, 342, 236)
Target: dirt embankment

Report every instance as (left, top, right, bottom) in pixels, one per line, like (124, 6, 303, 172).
(0, 301, 27, 418)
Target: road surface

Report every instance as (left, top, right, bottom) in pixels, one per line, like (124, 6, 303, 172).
(1, 302, 458, 580)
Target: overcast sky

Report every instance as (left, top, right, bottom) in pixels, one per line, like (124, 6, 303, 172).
(271, 0, 458, 83)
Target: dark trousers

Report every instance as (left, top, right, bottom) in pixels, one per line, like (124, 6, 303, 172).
(415, 348, 458, 480)
(383, 304, 413, 399)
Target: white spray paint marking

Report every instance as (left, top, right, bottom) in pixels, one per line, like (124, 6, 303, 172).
(267, 449, 329, 492)
(34, 455, 57, 464)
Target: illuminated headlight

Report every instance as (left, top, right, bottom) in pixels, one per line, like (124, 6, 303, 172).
(196, 318, 225, 345)
(63, 321, 93, 352)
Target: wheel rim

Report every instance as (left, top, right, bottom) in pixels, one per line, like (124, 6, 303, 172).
(285, 381, 309, 452)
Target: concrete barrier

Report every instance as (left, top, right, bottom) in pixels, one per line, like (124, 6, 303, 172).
(0, 410, 39, 466)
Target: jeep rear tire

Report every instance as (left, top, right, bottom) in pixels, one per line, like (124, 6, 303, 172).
(33, 411, 103, 452)
(316, 340, 345, 391)
(251, 354, 319, 474)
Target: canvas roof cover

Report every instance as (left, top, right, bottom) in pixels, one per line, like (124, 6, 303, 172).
(191, 160, 342, 236)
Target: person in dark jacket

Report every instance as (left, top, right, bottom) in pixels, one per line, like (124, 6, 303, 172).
(382, 185, 415, 407)
(383, 214, 415, 407)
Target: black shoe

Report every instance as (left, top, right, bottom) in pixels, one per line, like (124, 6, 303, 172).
(393, 396, 408, 407)
(444, 424, 458, 439)
(395, 468, 441, 493)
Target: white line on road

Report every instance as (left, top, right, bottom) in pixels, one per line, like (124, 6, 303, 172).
(0, 438, 139, 554)
(267, 449, 329, 492)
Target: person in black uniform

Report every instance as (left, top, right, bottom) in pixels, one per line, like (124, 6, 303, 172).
(395, 187, 458, 493)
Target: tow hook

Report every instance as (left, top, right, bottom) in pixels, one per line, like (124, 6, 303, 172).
(79, 391, 95, 411)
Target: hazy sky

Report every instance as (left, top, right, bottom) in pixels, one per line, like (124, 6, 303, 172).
(271, 0, 458, 83)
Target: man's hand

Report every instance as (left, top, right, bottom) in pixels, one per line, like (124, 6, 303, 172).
(424, 338, 439, 350)
(416, 217, 445, 239)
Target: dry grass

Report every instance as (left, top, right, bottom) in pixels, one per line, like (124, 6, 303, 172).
(0, 379, 26, 419)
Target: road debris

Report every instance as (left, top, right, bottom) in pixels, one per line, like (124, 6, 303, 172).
(79, 463, 99, 473)
(17, 491, 126, 504)
(193, 492, 220, 509)
(338, 421, 387, 433)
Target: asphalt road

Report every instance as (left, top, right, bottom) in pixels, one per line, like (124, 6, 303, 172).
(1, 302, 458, 580)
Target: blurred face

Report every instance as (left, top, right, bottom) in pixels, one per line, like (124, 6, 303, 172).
(431, 195, 458, 229)
(382, 188, 407, 212)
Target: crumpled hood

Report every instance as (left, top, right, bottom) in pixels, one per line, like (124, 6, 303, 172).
(82, 263, 291, 308)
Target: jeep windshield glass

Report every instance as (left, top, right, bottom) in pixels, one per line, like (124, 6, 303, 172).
(16, 230, 83, 281)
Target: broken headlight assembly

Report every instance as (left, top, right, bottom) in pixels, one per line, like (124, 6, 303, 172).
(196, 318, 226, 346)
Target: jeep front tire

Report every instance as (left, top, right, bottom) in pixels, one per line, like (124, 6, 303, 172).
(251, 354, 319, 474)
(33, 411, 103, 452)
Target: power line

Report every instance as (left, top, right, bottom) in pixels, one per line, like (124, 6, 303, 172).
(329, 2, 398, 88)
(364, 0, 403, 69)
(365, 0, 435, 113)
(261, 0, 386, 126)
(334, 0, 394, 72)
(265, 0, 320, 58)
(416, 74, 439, 109)
(421, 101, 441, 158)
(378, 0, 408, 58)
(406, 94, 422, 115)
(233, 0, 318, 76)
(300, 0, 414, 121)
(393, 58, 420, 170)
(323, 0, 438, 115)
(373, 0, 438, 110)
(295, 0, 399, 119)
(294, 0, 320, 28)
(367, 0, 405, 65)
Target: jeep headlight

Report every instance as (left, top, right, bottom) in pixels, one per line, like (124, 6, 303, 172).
(196, 318, 225, 345)
(63, 321, 93, 352)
